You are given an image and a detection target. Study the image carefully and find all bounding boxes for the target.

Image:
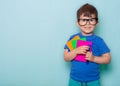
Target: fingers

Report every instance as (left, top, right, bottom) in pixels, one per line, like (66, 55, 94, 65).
(77, 46, 89, 54)
(86, 52, 94, 61)
(81, 46, 89, 50)
(81, 49, 88, 54)
(86, 52, 91, 58)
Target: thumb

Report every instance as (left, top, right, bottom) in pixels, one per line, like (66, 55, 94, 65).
(86, 52, 89, 58)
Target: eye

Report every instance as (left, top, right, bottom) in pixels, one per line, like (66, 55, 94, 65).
(90, 19, 93, 21)
(90, 18, 97, 22)
(82, 19, 87, 22)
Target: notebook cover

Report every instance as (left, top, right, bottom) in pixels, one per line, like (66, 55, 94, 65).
(74, 40, 92, 62)
(66, 35, 80, 51)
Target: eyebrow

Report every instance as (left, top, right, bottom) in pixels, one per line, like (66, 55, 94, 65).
(79, 18, 97, 19)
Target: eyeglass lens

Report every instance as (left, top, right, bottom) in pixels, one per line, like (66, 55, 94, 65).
(78, 18, 97, 26)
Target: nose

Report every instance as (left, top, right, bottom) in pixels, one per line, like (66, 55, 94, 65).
(86, 21, 90, 25)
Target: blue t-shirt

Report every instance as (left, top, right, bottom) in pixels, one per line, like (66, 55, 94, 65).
(64, 32, 110, 82)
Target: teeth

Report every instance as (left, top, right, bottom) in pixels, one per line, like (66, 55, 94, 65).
(86, 28, 90, 29)
(85, 27, 90, 28)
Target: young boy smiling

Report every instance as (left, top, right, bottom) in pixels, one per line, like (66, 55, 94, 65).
(64, 3, 111, 86)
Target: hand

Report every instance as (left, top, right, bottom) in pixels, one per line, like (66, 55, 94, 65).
(86, 51, 95, 62)
(75, 46, 89, 55)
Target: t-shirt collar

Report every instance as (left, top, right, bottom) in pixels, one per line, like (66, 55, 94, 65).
(78, 32, 96, 41)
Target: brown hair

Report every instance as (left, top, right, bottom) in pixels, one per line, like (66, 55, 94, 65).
(77, 3, 98, 21)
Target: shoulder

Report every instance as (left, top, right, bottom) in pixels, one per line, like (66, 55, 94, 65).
(93, 35, 104, 42)
(93, 35, 109, 49)
(91, 35, 108, 47)
(93, 35, 110, 54)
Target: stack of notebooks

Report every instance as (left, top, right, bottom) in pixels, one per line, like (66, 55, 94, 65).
(66, 35, 92, 62)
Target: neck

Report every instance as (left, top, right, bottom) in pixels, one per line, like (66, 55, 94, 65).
(81, 32, 93, 36)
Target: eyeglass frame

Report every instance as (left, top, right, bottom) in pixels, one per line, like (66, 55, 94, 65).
(77, 18, 98, 26)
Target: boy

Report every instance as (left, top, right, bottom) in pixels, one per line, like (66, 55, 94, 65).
(64, 3, 111, 86)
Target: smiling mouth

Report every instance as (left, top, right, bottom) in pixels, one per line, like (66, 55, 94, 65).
(84, 27, 91, 29)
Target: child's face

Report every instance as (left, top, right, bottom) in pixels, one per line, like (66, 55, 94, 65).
(77, 14, 98, 36)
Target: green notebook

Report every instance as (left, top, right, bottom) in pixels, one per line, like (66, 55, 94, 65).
(80, 38, 86, 41)
(71, 40, 77, 49)
(71, 37, 86, 49)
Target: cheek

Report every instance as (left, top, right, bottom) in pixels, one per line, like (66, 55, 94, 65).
(91, 26, 96, 29)
(80, 27, 85, 30)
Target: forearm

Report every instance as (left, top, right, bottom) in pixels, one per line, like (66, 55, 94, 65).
(64, 46, 89, 62)
(64, 49, 77, 62)
(93, 53, 111, 64)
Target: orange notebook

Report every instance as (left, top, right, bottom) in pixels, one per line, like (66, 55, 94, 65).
(66, 35, 80, 51)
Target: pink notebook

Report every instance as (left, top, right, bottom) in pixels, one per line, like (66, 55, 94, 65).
(74, 40, 92, 62)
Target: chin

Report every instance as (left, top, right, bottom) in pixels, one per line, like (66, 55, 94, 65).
(84, 32, 93, 35)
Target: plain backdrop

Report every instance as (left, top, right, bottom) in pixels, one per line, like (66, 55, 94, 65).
(0, 0, 120, 86)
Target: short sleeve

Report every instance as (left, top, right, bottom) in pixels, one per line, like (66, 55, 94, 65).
(98, 38, 110, 55)
(64, 39, 71, 52)
(64, 45, 70, 51)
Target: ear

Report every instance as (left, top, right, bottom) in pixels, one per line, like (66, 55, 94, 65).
(76, 21, 80, 27)
(95, 22, 98, 27)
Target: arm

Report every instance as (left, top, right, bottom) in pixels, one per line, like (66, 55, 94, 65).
(64, 49, 77, 62)
(86, 52, 111, 64)
(64, 46, 89, 62)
